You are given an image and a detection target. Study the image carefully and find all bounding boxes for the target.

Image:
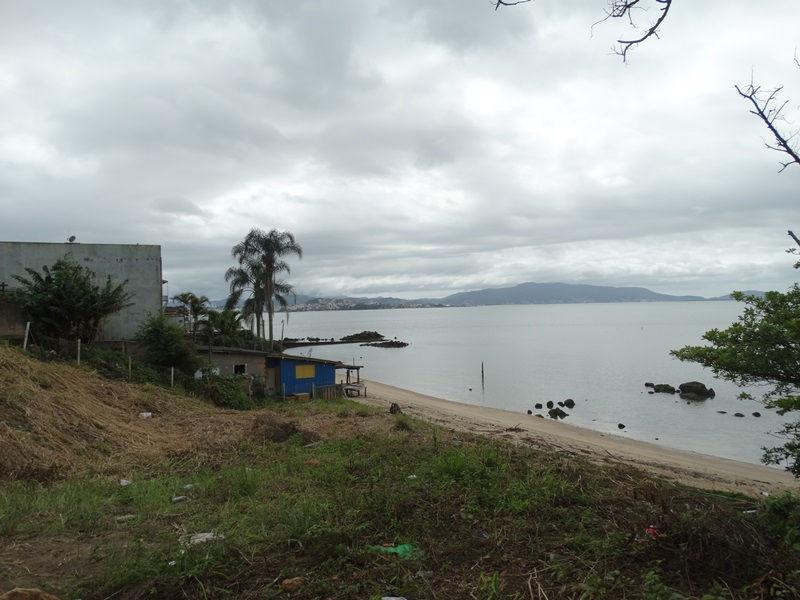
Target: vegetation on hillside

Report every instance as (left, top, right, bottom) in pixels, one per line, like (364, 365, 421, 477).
(1, 348, 799, 599)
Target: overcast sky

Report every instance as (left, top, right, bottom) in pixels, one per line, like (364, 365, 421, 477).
(1, 1, 798, 299)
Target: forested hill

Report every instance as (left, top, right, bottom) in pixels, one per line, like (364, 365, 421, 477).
(440, 282, 706, 306)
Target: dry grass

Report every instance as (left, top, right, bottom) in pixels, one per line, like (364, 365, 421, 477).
(0, 347, 254, 480)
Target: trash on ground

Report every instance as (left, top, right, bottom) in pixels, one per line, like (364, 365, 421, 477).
(281, 577, 306, 592)
(183, 483, 195, 490)
(407, 474, 417, 480)
(138, 411, 152, 419)
(742, 509, 757, 514)
(115, 514, 136, 523)
(172, 495, 188, 503)
(644, 526, 666, 540)
(303, 440, 324, 449)
(119, 478, 132, 486)
(181, 531, 225, 546)
(368, 543, 420, 559)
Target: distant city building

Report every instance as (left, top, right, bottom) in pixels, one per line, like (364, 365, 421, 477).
(0, 241, 162, 340)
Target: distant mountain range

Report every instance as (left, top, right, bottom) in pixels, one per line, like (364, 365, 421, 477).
(277, 282, 767, 311)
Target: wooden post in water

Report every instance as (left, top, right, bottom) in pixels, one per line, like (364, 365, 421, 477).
(481, 361, 485, 389)
(76, 338, 81, 365)
(22, 322, 30, 351)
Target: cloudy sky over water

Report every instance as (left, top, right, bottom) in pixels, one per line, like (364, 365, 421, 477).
(1, 1, 798, 299)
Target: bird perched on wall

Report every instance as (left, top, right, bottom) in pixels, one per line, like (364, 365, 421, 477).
(67, 235, 76, 243)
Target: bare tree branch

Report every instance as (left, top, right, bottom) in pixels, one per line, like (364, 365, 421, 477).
(494, 0, 531, 11)
(735, 77, 800, 173)
(611, 0, 673, 62)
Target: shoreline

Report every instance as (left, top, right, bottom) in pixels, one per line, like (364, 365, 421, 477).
(361, 379, 798, 497)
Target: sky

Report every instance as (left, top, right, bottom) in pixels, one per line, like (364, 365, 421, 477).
(1, 0, 799, 300)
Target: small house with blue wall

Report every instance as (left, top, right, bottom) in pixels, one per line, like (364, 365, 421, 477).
(267, 353, 343, 396)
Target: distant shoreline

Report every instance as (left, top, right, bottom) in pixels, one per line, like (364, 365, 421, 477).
(361, 379, 797, 497)
(288, 298, 737, 313)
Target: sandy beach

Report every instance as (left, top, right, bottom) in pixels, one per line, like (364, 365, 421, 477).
(361, 379, 798, 497)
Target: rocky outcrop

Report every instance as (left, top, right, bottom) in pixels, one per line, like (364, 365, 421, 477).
(563, 399, 576, 409)
(548, 407, 568, 419)
(653, 384, 676, 394)
(678, 381, 715, 399)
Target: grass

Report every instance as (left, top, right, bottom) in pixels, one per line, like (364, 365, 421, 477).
(2, 398, 800, 599)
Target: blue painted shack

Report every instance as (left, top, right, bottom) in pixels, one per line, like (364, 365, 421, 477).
(267, 353, 343, 396)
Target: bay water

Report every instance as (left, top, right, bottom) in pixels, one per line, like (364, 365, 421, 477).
(283, 302, 788, 466)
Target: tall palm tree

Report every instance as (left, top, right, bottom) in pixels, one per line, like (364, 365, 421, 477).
(228, 228, 302, 351)
(172, 291, 209, 340)
(225, 256, 267, 337)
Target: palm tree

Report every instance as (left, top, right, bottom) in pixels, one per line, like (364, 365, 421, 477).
(203, 308, 245, 347)
(224, 257, 267, 338)
(172, 292, 209, 340)
(228, 228, 302, 350)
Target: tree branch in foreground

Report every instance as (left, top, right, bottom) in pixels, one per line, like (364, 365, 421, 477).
(735, 79, 800, 172)
(494, 0, 532, 11)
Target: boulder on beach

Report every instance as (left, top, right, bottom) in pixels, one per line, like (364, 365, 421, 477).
(678, 381, 715, 399)
(534, 403, 542, 410)
(526, 409, 532, 415)
(644, 382, 654, 388)
(548, 407, 568, 419)
(563, 399, 576, 409)
(546, 401, 554, 409)
(653, 384, 676, 394)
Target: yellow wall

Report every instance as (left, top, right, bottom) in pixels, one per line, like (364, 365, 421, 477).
(295, 364, 316, 379)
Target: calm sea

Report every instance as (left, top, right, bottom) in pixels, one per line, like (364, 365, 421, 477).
(283, 302, 788, 466)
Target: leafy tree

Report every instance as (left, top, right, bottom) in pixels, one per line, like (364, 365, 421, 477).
(12, 255, 132, 345)
(672, 287, 800, 476)
(224, 257, 268, 338)
(134, 313, 200, 374)
(227, 228, 302, 350)
(172, 291, 209, 340)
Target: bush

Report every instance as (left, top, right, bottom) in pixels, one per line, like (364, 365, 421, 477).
(196, 373, 254, 410)
(84, 348, 160, 384)
(135, 314, 200, 375)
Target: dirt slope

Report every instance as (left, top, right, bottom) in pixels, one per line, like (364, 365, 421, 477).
(0, 348, 252, 480)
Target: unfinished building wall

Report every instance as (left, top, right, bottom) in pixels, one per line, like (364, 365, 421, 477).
(0, 241, 162, 340)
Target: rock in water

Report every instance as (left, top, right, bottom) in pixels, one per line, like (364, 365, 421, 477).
(734, 413, 745, 418)
(548, 407, 568, 419)
(644, 382, 655, 388)
(617, 423, 626, 429)
(752, 412, 761, 417)
(526, 409, 532, 415)
(653, 384, 676, 394)
(648, 391, 655, 394)
(680, 392, 705, 402)
(678, 381, 714, 399)
(546, 401, 554, 409)
(563, 399, 576, 409)
(534, 403, 542, 409)
(557, 401, 565, 407)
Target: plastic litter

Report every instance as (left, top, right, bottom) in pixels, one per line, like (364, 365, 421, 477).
(369, 543, 420, 559)
(182, 532, 225, 546)
(119, 478, 132, 487)
(139, 411, 153, 419)
(183, 483, 195, 490)
(172, 495, 188, 503)
(644, 526, 666, 540)
(115, 514, 136, 523)
(407, 474, 417, 480)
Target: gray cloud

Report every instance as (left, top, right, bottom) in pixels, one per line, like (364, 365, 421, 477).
(0, 0, 798, 301)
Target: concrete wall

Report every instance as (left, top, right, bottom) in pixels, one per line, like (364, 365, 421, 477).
(0, 298, 26, 339)
(0, 241, 162, 341)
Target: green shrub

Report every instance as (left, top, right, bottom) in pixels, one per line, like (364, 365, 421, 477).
(196, 374, 254, 410)
(135, 314, 200, 375)
(84, 348, 160, 383)
(761, 492, 800, 550)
